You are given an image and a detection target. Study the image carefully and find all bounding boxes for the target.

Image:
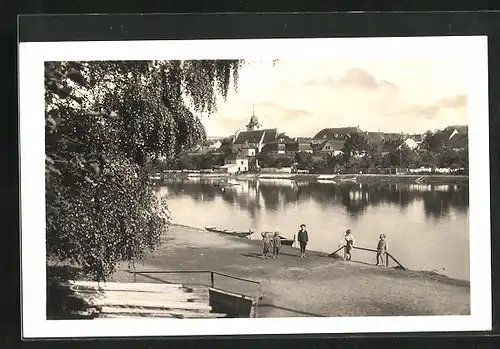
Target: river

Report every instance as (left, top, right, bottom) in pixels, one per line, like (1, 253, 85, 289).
(155, 177, 470, 281)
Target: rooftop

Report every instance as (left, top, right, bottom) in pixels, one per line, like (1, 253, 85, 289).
(311, 140, 345, 152)
(233, 128, 278, 145)
(447, 133, 468, 149)
(313, 127, 363, 140)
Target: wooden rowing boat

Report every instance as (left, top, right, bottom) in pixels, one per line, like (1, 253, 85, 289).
(280, 238, 295, 246)
(205, 226, 254, 238)
(261, 232, 295, 246)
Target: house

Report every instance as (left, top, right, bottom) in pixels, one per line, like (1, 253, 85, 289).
(260, 138, 311, 156)
(294, 137, 313, 153)
(382, 132, 404, 142)
(261, 140, 287, 155)
(443, 125, 468, 141)
(311, 140, 345, 156)
(447, 133, 468, 151)
(312, 126, 363, 142)
(220, 152, 249, 173)
(207, 139, 222, 149)
(403, 138, 419, 150)
(410, 134, 424, 147)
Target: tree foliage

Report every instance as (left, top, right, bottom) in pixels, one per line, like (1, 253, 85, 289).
(257, 152, 277, 168)
(421, 130, 446, 153)
(342, 133, 369, 162)
(45, 59, 242, 280)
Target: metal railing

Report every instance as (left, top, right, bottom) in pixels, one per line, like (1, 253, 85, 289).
(130, 269, 262, 318)
(329, 245, 405, 270)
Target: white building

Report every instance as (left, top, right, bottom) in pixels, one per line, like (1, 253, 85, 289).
(220, 152, 249, 174)
(403, 138, 419, 150)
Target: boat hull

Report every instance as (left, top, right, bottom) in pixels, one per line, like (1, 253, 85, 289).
(281, 239, 294, 246)
(262, 232, 295, 246)
(205, 226, 254, 238)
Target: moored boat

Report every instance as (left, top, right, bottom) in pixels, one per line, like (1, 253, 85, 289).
(261, 232, 295, 246)
(205, 226, 254, 238)
(280, 238, 295, 246)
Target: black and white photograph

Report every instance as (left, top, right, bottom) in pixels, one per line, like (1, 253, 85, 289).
(19, 36, 491, 338)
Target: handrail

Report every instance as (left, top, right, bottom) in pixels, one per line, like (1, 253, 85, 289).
(130, 268, 262, 318)
(328, 245, 346, 257)
(385, 252, 405, 270)
(329, 245, 406, 270)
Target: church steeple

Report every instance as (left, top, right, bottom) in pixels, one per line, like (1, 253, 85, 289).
(246, 104, 262, 131)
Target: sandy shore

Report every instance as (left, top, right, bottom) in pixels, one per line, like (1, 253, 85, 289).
(109, 224, 470, 318)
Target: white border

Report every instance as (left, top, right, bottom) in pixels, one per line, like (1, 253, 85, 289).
(19, 36, 491, 338)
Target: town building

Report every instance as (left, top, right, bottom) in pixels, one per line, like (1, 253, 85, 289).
(207, 139, 222, 150)
(447, 133, 468, 152)
(232, 109, 278, 156)
(294, 137, 314, 153)
(311, 140, 345, 156)
(443, 125, 468, 141)
(403, 138, 419, 150)
(220, 152, 249, 174)
(312, 126, 363, 142)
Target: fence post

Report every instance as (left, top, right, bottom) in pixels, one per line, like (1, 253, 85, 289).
(210, 272, 215, 287)
(254, 286, 261, 318)
(385, 253, 389, 267)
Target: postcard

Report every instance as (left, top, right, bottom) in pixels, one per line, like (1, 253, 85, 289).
(19, 35, 491, 338)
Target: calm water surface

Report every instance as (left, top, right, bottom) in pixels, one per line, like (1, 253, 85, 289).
(156, 178, 469, 281)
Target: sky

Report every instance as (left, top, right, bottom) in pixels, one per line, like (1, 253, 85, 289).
(197, 59, 468, 138)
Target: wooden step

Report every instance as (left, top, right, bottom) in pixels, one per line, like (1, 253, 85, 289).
(99, 314, 165, 319)
(73, 288, 199, 299)
(99, 306, 227, 319)
(73, 291, 202, 305)
(176, 312, 228, 319)
(88, 298, 212, 311)
(69, 280, 183, 293)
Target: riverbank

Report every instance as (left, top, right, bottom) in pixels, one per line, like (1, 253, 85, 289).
(155, 173, 469, 185)
(106, 224, 470, 317)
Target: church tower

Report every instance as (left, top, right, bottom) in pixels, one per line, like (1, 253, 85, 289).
(246, 104, 262, 131)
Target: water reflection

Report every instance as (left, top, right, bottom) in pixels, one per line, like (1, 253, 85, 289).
(157, 179, 469, 221)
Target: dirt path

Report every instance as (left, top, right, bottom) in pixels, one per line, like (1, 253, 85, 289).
(109, 224, 470, 317)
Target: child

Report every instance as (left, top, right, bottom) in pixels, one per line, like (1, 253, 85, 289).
(261, 233, 270, 259)
(272, 232, 282, 259)
(376, 234, 388, 266)
(297, 224, 309, 259)
(339, 229, 355, 261)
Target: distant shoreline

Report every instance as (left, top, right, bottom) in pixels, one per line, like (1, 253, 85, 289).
(153, 172, 469, 185)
